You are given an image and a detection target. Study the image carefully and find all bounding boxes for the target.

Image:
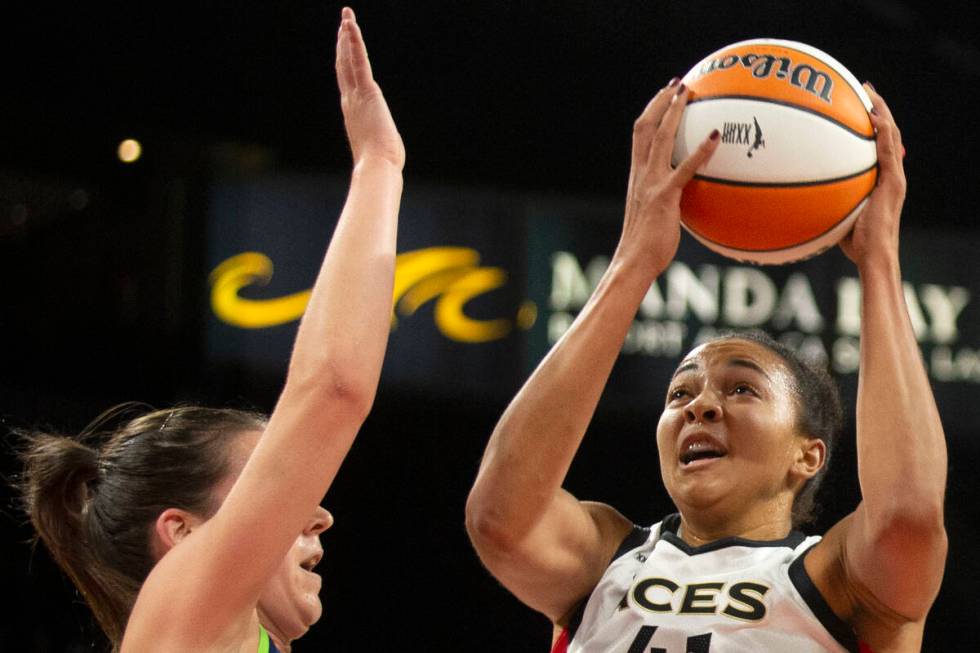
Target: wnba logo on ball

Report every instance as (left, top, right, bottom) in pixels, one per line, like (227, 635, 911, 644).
(721, 117, 765, 158)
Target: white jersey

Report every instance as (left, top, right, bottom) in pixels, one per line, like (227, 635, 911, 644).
(556, 514, 861, 653)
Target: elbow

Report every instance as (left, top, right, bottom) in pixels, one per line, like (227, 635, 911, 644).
(465, 490, 522, 555)
(284, 362, 377, 424)
(868, 498, 947, 553)
(330, 379, 377, 424)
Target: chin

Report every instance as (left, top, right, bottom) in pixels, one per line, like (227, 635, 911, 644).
(258, 589, 324, 642)
(307, 597, 324, 626)
(670, 478, 732, 514)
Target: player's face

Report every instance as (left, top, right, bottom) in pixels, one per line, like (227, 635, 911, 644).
(257, 505, 333, 640)
(211, 430, 334, 642)
(656, 339, 805, 526)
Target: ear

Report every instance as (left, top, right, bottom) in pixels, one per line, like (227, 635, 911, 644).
(152, 508, 204, 558)
(792, 437, 826, 483)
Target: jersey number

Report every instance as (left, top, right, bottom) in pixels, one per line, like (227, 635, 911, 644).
(627, 625, 711, 653)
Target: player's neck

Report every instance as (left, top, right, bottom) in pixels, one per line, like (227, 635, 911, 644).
(676, 508, 794, 547)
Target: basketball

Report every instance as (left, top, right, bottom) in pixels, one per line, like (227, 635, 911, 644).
(672, 39, 877, 265)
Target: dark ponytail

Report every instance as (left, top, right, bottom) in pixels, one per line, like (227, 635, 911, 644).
(18, 403, 267, 650)
(20, 429, 137, 647)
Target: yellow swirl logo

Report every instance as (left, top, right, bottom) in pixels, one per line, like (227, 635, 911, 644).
(209, 248, 536, 343)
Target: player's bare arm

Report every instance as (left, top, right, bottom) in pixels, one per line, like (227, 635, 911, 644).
(123, 10, 404, 650)
(465, 79, 720, 624)
(806, 85, 948, 653)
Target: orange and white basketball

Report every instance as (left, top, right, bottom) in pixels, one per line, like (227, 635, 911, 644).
(672, 39, 877, 265)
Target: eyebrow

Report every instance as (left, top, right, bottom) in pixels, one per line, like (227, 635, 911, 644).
(671, 362, 699, 379)
(670, 357, 772, 381)
(728, 358, 772, 380)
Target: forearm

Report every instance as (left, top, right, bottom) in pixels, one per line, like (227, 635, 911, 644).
(286, 156, 402, 404)
(856, 253, 947, 519)
(467, 257, 655, 538)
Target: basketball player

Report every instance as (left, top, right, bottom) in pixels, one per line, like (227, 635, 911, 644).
(466, 78, 946, 652)
(20, 9, 404, 652)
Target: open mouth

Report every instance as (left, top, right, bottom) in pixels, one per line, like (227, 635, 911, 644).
(679, 439, 727, 466)
(300, 551, 323, 572)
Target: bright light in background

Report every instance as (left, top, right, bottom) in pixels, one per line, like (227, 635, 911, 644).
(117, 139, 142, 163)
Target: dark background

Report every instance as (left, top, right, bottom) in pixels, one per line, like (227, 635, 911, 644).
(3, 1, 978, 650)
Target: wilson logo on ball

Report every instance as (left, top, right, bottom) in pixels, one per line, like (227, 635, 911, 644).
(694, 51, 834, 103)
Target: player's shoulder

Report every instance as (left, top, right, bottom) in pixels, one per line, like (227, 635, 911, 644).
(579, 500, 637, 557)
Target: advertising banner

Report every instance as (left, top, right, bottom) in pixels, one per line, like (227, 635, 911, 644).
(207, 174, 980, 432)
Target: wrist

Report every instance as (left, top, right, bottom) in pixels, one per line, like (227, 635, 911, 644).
(353, 154, 404, 175)
(856, 249, 901, 282)
(605, 251, 665, 298)
(611, 244, 670, 284)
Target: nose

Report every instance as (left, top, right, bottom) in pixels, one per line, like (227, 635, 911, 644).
(684, 390, 722, 424)
(304, 505, 334, 536)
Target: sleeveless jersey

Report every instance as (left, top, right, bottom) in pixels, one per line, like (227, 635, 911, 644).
(259, 625, 281, 653)
(554, 514, 862, 653)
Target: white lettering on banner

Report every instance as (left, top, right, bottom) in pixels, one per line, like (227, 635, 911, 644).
(666, 263, 719, 323)
(920, 285, 971, 344)
(773, 274, 823, 333)
(640, 280, 666, 319)
(931, 346, 980, 382)
(545, 253, 976, 382)
(548, 311, 575, 344)
(549, 252, 592, 311)
(778, 332, 828, 365)
(692, 326, 722, 347)
(904, 283, 930, 341)
(723, 268, 776, 327)
(835, 277, 970, 344)
(836, 277, 861, 337)
(623, 321, 687, 356)
(832, 336, 861, 374)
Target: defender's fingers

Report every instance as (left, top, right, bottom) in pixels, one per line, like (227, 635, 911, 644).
(670, 129, 721, 188)
(345, 11, 375, 87)
(650, 84, 691, 169)
(336, 19, 356, 94)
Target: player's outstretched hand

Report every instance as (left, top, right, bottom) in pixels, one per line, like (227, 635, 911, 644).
(336, 7, 405, 170)
(839, 84, 905, 267)
(617, 78, 720, 276)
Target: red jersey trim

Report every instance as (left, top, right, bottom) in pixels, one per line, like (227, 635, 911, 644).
(550, 627, 569, 653)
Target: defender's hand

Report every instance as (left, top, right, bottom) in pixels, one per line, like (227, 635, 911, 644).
(336, 8, 405, 170)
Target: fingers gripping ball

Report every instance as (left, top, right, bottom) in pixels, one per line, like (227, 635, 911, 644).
(672, 39, 876, 265)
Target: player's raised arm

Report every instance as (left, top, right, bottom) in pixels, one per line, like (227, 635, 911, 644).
(465, 79, 720, 623)
(123, 9, 404, 648)
(808, 85, 947, 646)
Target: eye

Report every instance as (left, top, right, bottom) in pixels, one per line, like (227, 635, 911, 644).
(732, 383, 757, 396)
(667, 387, 689, 401)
